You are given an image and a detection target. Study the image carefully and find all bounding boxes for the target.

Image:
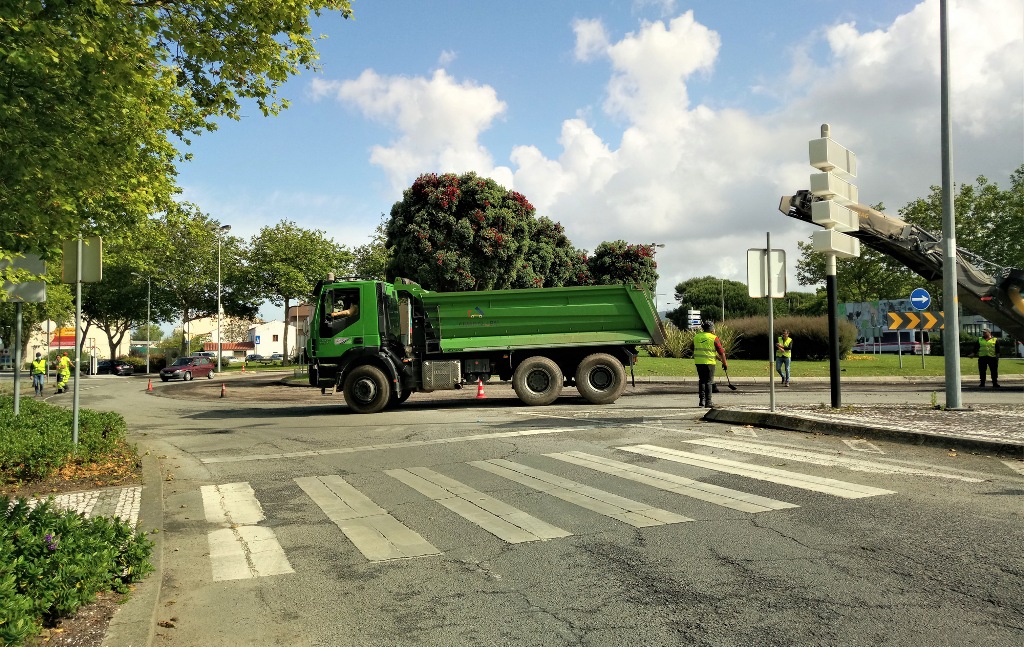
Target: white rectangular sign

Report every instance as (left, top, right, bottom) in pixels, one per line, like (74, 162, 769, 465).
(747, 249, 786, 298)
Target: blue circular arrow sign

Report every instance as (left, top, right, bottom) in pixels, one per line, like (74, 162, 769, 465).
(910, 287, 931, 311)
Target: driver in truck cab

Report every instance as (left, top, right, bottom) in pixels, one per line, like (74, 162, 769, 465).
(330, 295, 359, 322)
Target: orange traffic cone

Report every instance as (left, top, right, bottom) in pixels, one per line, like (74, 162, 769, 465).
(220, 383, 226, 398)
(475, 378, 487, 399)
(146, 378, 153, 392)
(241, 363, 246, 373)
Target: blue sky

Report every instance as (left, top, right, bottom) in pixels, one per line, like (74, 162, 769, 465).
(177, 0, 1023, 322)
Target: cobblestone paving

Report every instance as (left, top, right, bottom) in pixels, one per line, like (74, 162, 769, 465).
(29, 486, 142, 527)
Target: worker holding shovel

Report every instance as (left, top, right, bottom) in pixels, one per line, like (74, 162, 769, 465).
(693, 321, 728, 408)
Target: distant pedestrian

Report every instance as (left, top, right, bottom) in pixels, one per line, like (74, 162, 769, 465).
(31, 352, 46, 397)
(977, 328, 1000, 388)
(775, 329, 792, 386)
(55, 351, 74, 394)
(693, 320, 728, 408)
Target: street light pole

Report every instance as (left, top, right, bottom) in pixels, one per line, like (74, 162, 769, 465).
(649, 243, 665, 312)
(216, 224, 231, 373)
(145, 276, 151, 374)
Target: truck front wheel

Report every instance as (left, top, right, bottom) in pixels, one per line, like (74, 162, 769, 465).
(343, 365, 390, 414)
(575, 353, 626, 404)
(512, 357, 563, 406)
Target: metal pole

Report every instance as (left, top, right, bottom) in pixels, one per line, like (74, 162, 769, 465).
(940, 0, 962, 408)
(721, 279, 725, 323)
(217, 234, 222, 373)
(13, 303, 22, 416)
(73, 236, 82, 447)
(766, 232, 776, 412)
(826, 252, 841, 407)
(146, 277, 151, 374)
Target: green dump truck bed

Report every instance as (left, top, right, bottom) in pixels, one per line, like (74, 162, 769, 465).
(414, 283, 666, 352)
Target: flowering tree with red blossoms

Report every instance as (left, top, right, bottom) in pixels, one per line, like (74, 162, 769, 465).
(385, 172, 654, 293)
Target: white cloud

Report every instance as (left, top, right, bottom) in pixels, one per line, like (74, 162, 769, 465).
(316, 69, 511, 191)
(315, 0, 1021, 302)
(509, 0, 1022, 299)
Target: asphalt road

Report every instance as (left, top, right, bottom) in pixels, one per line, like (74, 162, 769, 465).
(75, 375, 1024, 647)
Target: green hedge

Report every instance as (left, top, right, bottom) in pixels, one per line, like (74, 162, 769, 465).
(0, 497, 153, 645)
(0, 397, 129, 483)
(726, 315, 857, 360)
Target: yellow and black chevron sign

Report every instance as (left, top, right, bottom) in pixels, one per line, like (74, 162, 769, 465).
(887, 311, 945, 330)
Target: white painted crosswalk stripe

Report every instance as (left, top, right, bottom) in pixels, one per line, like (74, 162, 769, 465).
(201, 483, 294, 580)
(684, 437, 982, 482)
(545, 451, 797, 513)
(619, 445, 896, 499)
(295, 475, 440, 562)
(470, 459, 693, 527)
(387, 467, 572, 543)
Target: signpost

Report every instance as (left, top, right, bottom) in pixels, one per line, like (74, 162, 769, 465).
(1, 253, 47, 416)
(807, 124, 861, 407)
(747, 235, 787, 412)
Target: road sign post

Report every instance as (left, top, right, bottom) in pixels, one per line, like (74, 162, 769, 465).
(808, 124, 860, 408)
(747, 234, 787, 412)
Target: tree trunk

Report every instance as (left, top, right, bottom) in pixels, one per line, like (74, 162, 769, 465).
(282, 296, 291, 366)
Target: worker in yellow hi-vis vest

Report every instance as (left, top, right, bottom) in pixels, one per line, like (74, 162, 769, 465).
(55, 351, 74, 394)
(775, 329, 793, 387)
(692, 320, 728, 408)
(977, 328, 999, 388)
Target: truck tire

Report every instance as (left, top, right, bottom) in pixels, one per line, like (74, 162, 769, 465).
(343, 365, 390, 414)
(512, 356, 563, 406)
(575, 353, 626, 404)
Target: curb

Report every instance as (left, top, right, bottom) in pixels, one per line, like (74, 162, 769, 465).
(703, 408, 1024, 456)
(103, 451, 163, 647)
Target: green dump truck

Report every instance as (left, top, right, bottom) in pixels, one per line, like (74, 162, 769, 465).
(307, 277, 666, 413)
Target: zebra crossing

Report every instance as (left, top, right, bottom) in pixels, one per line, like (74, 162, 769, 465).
(198, 440, 898, 580)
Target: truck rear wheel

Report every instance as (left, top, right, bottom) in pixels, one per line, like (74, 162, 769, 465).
(575, 353, 626, 404)
(343, 365, 390, 414)
(512, 357, 562, 406)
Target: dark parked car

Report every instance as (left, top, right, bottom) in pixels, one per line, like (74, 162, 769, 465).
(92, 359, 134, 376)
(160, 356, 216, 381)
(245, 354, 269, 363)
(269, 353, 283, 361)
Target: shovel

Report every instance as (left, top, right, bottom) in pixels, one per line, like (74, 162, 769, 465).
(723, 367, 738, 391)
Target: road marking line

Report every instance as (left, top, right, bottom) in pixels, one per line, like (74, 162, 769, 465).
(470, 459, 692, 527)
(842, 439, 884, 454)
(295, 475, 440, 561)
(201, 427, 585, 464)
(684, 438, 982, 482)
(545, 452, 797, 513)
(387, 467, 571, 543)
(201, 482, 266, 525)
(201, 482, 293, 580)
(1002, 460, 1024, 477)
(207, 526, 294, 581)
(512, 411, 708, 435)
(619, 445, 896, 499)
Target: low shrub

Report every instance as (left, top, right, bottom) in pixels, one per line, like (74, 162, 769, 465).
(0, 497, 153, 646)
(0, 397, 132, 483)
(646, 322, 739, 359)
(727, 315, 857, 360)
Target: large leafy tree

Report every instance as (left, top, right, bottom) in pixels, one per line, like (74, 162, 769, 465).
(386, 173, 540, 291)
(586, 241, 657, 292)
(1, 0, 353, 256)
(142, 203, 261, 354)
(250, 221, 353, 364)
(352, 219, 390, 281)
